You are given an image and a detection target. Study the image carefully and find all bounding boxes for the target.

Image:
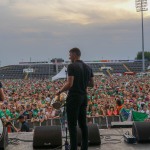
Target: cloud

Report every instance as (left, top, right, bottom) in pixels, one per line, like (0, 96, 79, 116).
(1, 0, 149, 25)
(0, 0, 150, 66)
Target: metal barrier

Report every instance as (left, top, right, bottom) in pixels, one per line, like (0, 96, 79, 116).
(11, 115, 121, 131)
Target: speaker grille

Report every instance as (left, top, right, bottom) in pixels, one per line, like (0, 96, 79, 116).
(77, 124, 101, 146)
(88, 124, 101, 145)
(132, 122, 150, 143)
(33, 125, 62, 149)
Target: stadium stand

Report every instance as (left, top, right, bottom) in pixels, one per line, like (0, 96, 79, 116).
(0, 61, 150, 79)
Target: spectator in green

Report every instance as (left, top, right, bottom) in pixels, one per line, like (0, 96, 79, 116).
(31, 104, 39, 117)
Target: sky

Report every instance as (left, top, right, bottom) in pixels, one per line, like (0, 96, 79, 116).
(0, 0, 150, 67)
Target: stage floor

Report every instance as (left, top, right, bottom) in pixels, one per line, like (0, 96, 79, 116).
(7, 128, 150, 150)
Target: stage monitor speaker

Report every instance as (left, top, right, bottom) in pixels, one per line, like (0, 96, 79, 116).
(77, 124, 101, 146)
(33, 125, 62, 149)
(132, 121, 150, 143)
(0, 120, 8, 150)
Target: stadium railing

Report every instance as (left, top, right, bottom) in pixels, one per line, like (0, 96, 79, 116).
(11, 115, 121, 131)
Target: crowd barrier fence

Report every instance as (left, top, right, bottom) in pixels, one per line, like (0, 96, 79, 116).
(11, 115, 121, 131)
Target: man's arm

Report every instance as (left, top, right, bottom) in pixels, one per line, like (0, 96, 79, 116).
(56, 76, 74, 95)
(0, 82, 4, 101)
(9, 122, 19, 132)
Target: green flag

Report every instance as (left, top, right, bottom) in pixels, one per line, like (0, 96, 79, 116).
(132, 111, 148, 121)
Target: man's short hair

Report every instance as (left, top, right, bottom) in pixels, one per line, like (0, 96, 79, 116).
(69, 47, 81, 57)
(5, 122, 12, 126)
(18, 115, 24, 120)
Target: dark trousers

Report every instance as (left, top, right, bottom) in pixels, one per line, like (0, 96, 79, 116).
(66, 93, 88, 150)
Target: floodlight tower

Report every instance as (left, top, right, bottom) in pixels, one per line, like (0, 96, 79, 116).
(135, 0, 148, 72)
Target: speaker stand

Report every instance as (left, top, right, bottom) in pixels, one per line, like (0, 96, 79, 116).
(65, 127, 69, 150)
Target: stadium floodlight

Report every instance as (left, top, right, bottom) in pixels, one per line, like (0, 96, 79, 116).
(48, 58, 51, 79)
(135, 0, 148, 72)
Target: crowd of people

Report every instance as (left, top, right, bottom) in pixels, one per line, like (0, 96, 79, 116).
(0, 74, 150, 129)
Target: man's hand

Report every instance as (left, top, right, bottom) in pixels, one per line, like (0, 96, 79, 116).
(55, 90, 61, 96)
(88, 77, 94, 88)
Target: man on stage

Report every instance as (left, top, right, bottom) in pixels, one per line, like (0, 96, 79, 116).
(56, 48, 94, 150)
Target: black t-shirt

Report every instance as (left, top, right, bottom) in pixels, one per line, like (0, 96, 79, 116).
(21, 121, 30, 132)
(0, 82, 2, 88)
(67, 60, 94, 95)
(23, 110, 33, 119)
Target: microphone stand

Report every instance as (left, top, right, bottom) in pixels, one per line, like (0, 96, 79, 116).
(64, 69, 70, 150)
(64, 103, 69, 150)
